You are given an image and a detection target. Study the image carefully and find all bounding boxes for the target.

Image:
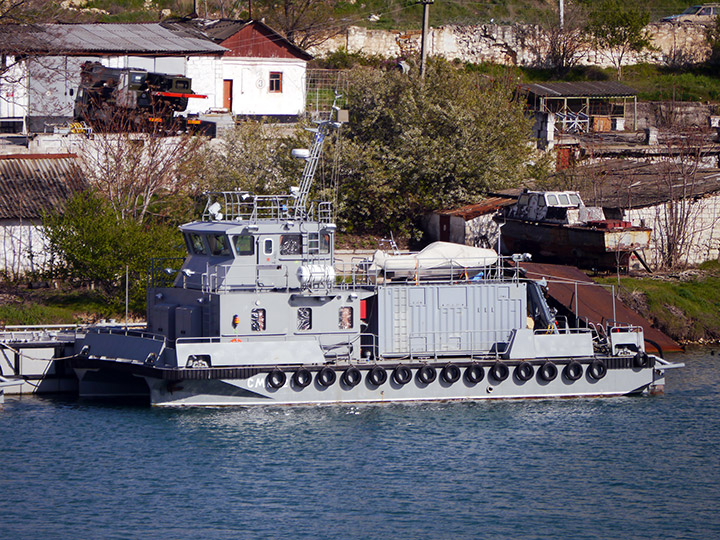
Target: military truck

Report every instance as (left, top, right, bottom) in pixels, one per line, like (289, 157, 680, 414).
(73, 61, 206, 130)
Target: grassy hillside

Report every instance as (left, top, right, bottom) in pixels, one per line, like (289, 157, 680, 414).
(74, 0, 693, 27)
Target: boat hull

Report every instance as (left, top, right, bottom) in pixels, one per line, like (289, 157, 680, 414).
(72, 358, 666, 407)
(500, 219, 650, 270)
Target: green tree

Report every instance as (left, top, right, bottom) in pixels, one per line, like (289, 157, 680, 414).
(43, 191, 184, 312)
(584, 0, 652, 80)
(336, 59, 534, 238)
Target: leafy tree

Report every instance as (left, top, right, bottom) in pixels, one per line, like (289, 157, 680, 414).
(336, 59, 535, 239)
(584, 0, 652, 80)
(254, 0, 347, 48)
(43, 190, 184, 312)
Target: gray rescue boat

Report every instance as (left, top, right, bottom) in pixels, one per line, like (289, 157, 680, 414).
(69, 106, 683, 406)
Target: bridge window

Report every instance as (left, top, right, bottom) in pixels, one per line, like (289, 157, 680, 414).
(569, 193, 581, 206)
(546, 194, 558, 206)
(280, 234, 302, 255)
(187, 233, 206, 255)
(209, 234, 231, 256)
(558, 193, 570, 206)
(309, 232, 330, 255)
(297, 307, 312, 331)
(339, 307, 353, 329)
(232, 234, 255, 256)
(269, 72, 283, 93)
(264, 238, 273, 255)
(251, 308, 266, 331)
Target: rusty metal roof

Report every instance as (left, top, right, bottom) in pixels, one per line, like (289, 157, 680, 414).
(564, 159, 720, 209)
(0, 154, 86, 220)
(438, 196, 516, 220)
(521, 81, 637, 98)
(519, 262, 682, 353)
(0, 23, 227, 55)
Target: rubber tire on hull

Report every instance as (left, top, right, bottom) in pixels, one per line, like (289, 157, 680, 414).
(464, 364, 484, 384)
(633, 352, 650, 368)
(588, 359, 607, 380)
(292, 368, 312, 388)
(267, 369, 287, 389)
(367, 366, 388, 386)
(441, 364, 461, 384)
(539, 362, 558, 382)
(392, 365, 412, 385)
(317, 366, 336, 387)
(514, 361, 534, 382)
(416, 365, 437, 385)
(490, 362, 509, 382)
(563, 361, 583, 382)
(341, 366, 362, 388)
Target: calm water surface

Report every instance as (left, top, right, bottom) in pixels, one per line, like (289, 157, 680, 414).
(1, 348, 718, 540)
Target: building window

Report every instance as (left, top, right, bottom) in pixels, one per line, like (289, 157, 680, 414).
(251, 308, 266, 331)
(339, 307, 353, 330)
(297, 307, 312, 330)
(269, 72, 283, 93)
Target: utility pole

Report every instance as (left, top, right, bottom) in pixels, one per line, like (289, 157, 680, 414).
(419, 0, 433, 78)
(559, 0, 564, 29)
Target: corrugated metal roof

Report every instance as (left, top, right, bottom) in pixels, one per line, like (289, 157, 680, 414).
(564, 160, 720, 209)
(162, 18, 251, 43)
(0, 154, 86, 220)
(521, 81, 637, 98)
(5, 23, 227, 55)
(520, 262, 682, 353)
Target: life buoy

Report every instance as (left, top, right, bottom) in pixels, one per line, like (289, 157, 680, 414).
(416, 365, 437, 384)
(441, 364, 461, 384)
(539, 362, 558, 382)
(267, 368, 286, 389)
(588, 359, 607, 380)
(563, 361, 583, 381)
(341, 366, 361, 387)
(633, 352, 650, 368)
(367, 366, 387, 386)
(392, 365, 412, 385)
(292, 368, 312, 388)
(464, 364, 484, 384)
(317, 366, 336, 387)
(490, 361, 509, 382)
(514, 361, 534, 382)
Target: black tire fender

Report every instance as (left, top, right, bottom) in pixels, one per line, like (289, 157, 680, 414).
(392, 365, 412, 385)
(367, 366, 387, 386)
(341, 366, 361, 387)
(490, 361, 509, 382)
(316, 366, 336, 387)
(514, 361, 534, 382)
(441, 364, 461, 384)
(539, 362, 558, 382)
(267, 368, 286, 389)
(464, 364, 484, 384)
(292, 368, 312, 388)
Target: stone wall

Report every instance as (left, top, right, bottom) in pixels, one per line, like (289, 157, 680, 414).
(311, 22, 711, 68)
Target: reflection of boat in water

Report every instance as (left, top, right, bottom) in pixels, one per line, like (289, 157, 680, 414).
(65, 109, 681, 407)
(495, 190, 651, 270)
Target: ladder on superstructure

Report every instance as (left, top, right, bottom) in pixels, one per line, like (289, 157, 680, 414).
(293, 94, 344, 219)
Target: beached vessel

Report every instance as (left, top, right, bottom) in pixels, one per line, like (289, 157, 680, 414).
(495, 190, 651, 270)
(68, 109, 681, 406)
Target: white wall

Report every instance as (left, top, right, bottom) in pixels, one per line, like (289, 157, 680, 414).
(186, 56, 306, 116)
(626, 194, 720, 267)
(0, 220, 50, 278)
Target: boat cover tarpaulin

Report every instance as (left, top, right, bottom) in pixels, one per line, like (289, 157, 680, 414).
(369, 242, 498, 276)
(520, 262, 682, 354)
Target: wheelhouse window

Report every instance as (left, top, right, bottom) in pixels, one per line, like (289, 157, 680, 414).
(280, 234, 302, 255)
(557, 193, 570, 206)
(251, 308, 266, 331)
(569, 193, 581, 206)
(187, 233, 207, 255)
(310, 232, 331, 255)
(339, 307, 353, 329)
(545, 194, 557, 206)
(269, 72, 283, 93)
(297, 308, 312, 331)
(208, 234, 231, 256)
(233, 234, 255, 256)
(264, 238, 273, 255)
